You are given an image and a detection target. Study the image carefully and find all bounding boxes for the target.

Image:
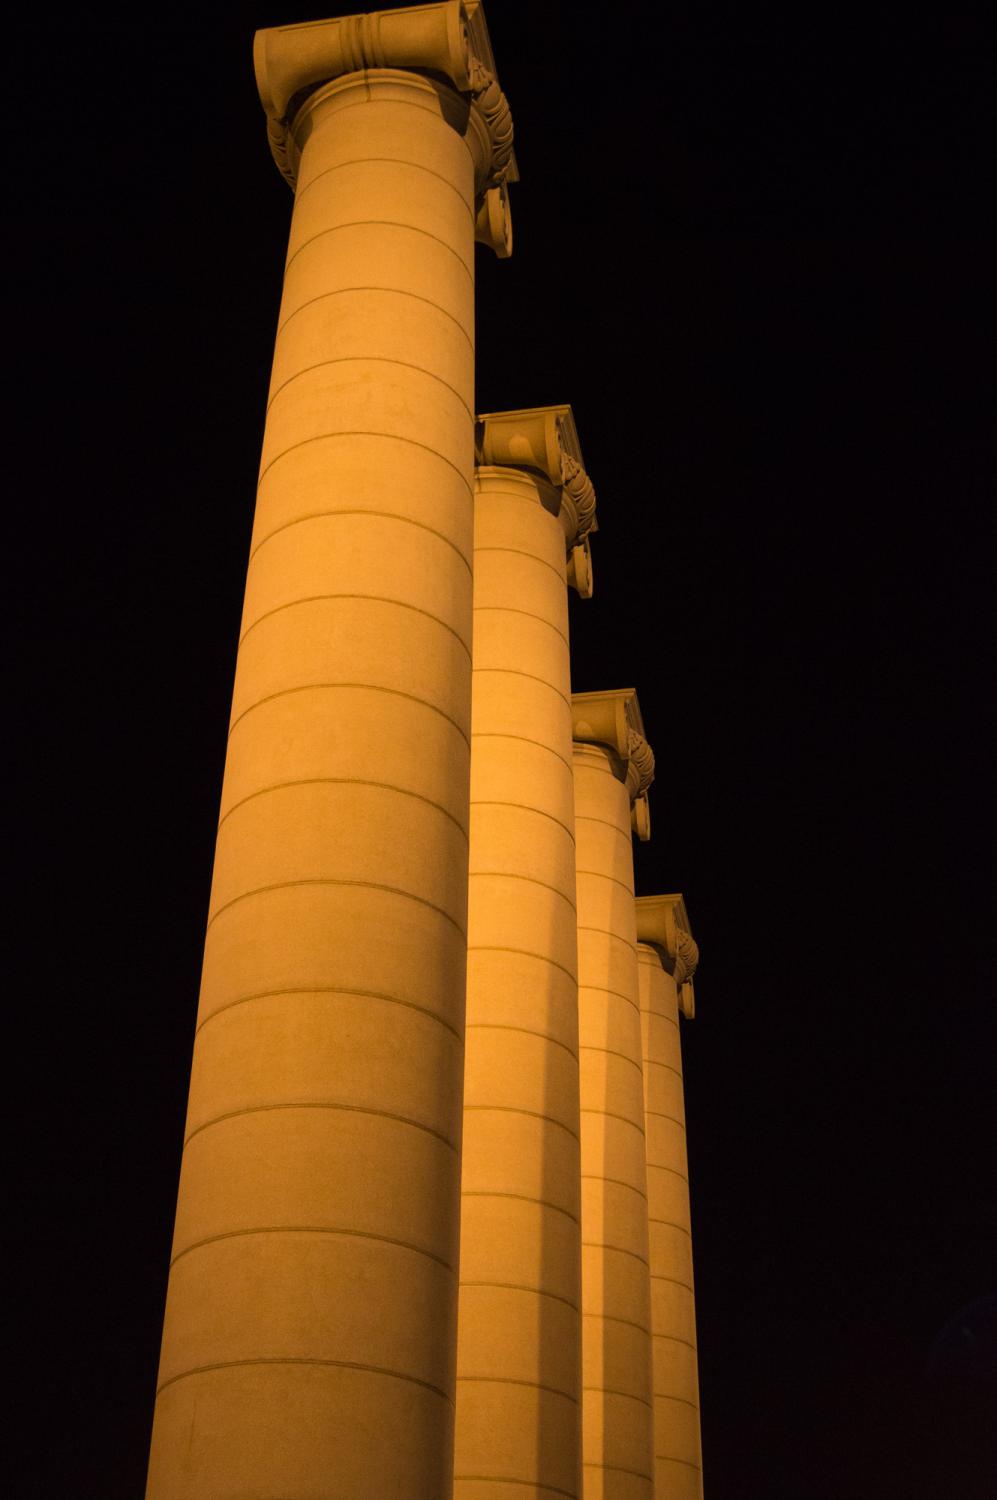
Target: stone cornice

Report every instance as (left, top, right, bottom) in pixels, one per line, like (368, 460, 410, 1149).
(571, 689, 654, 828)
(636, 893, 699, 1018)
(254, 0, 516, 227)
(476, 406, 598, 583)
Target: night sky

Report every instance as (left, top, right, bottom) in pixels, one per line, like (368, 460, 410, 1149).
(10, 3, 994, 1495)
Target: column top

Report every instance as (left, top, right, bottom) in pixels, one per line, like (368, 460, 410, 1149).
(476, 405, 598, 576)
(572, 689, 654, 833)
(254, 1, 516, 197)
(636, 893, 699, 1018)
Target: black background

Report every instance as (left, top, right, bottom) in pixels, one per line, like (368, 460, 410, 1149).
(9, 2, 994, 1495)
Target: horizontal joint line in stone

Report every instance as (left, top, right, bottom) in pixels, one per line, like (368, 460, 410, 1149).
(169, 1225, 453, 1273)
(575, 812, 633, 841)
(471, 800, 576, 842)
(257, 430, 474, 497)
(654, 1392, 700, 1410)
(582, 1463, 654, 1484)
(463, 1104, 580, 1142)
(648, 1216, 691, 1236)
(581, 1396, 652, 1415)
(581, 1241, 650, 1268)
(471, 732, 573, 772)
(239, 594, 472, 661)
(575, 868, 636, 898)
(579, 1107, 645, 1136)
(155, 1356, 452, 1404)
(582, 1310, 652, 1337)
(656, 1455, 703, 1470)
(284, 219, 474, 284)
(578, 981, 640, 1013)
(651, 1273, 694, 1292)
(250, 510, 473, 577)
(466, 1022, 578, 1061)
(472, 665, 572, 710)
(195, 986, 463, 1043)
(467, 944, 577, 983)
(576, 924, 639, 955)
(218, 778, 469, 841)
(581, 1173, 647, 1201)
(229, 682, 471, 749)
(458, 1281, 580, 1313)
(646, 1058, 684, 1081)
(646, 1109, 686, 1131)
(461, 1191, 579, 1224)
(267, 355, 473, 421)
(206, 879, 466, 939)
(473, 603, 570, 648)
(646, 1157, 689, 1178)
(295, 156, 475, 220)
(656, 1333, 698, 1352)
(457, 1375, 579, 1402)
(470, 870, 576, 911)
(473, 545, 567, 585)
(452, 1477, 576, 1499)
(184, 1101, 457, 1153)
(276, 287, 473, 354)
(579, 1043, 643, 1076)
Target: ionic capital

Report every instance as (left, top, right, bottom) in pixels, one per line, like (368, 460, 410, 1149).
(571, 689, 654, 830)
(636, 894, 699, 1017)
(477, 405, 598, 589)
(254, 0, 516, 240)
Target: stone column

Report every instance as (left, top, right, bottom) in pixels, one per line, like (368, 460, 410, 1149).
(635, 897, 703, 1499)
(572, 691, 655, 1500)
(454, 407, 596, 1500)
(146, 8, 513, 1499)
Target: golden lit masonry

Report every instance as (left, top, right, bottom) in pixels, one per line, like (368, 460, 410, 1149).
(636, 895, 704, 1498)
(146, 5, 514, 1497)
(572, 690, 657, 1500)
(455, 407, 595, 1500)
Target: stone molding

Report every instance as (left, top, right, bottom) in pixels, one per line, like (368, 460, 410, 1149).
(571, 688, 654, 832)
(254, 0, 515, 245)
(477, 406, 598, 588)
(636, 893, 699, 1018)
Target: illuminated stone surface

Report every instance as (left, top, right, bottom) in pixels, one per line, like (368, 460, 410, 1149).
(572, 692, 656, 1500)
(454, 408, 595, 1499)
(636, 896, 704, 1498)
(146, 7, 513, 1497)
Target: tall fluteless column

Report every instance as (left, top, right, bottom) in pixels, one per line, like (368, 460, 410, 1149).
(635, 896, 703, 1498)
(147, 8, 514, 1498)
(572, 691, 656, 1500)
(455, 408, 596, 1500)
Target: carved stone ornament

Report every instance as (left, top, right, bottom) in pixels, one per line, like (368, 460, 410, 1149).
(476, 405, 599, 576)
(253, 0, 516, 253)
(635, 893, 699, 1018)
(571, 688, 654, 823)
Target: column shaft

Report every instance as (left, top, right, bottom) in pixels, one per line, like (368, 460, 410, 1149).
(638, 949, 703, 1497)
(147, 72, 479, 1500)
(574, 746, 654, 1500)
(455, 467, 582, 1499)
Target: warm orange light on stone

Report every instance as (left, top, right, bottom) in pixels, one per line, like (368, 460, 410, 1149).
(636, 895, 703, 1498)
(146, 7, 513, 1497)
(572, 690, 656, 1500)
(454, 407, 595, 1499)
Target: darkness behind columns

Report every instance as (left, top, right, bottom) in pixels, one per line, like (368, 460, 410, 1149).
(6, 3, 994, 1496)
